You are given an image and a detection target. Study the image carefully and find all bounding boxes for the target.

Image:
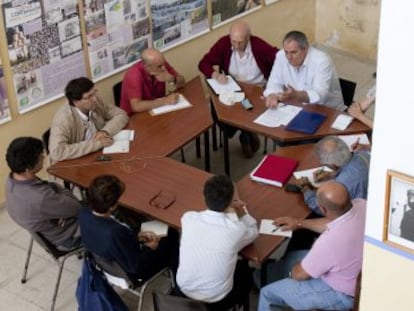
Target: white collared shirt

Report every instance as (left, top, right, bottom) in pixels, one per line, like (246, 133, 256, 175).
(75, 108, 97, 140)
(229, 41, 266, 86)
(264, 47, 345, 111)
(176, 209, 258, 302)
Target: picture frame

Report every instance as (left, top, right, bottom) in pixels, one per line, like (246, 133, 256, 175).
(383, 170, 414, 254)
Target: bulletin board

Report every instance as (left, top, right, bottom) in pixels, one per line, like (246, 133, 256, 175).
(0, 0, 271, 121)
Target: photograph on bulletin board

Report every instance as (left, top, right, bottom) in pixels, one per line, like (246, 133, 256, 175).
(150, 0, 208, 51)
(211, 0, 261, 28)
(83, 0, 151, 81)
(2, 0, 87, 114)
(0, 65, 11, 125)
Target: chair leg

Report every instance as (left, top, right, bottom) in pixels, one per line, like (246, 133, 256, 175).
(50, 258, 67, 311)
(180, 148, 186, 163)
(263, 137, 268, 155)
(21, 237, 34, 283)
(196, 136, 201, 158)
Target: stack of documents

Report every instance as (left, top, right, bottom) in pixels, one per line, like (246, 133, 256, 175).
(103, 130, 134, 154)
(254, 104, 302, 128)
(206, 75, 241, 94)
(150, 94, 192, 116)
(337, 133, 370, 150)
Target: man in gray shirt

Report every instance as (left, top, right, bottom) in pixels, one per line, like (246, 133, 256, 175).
(5, 137, 81, 250)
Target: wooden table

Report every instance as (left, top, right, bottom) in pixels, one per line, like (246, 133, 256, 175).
(52, 76, 213, 171)
(209, 81, 370, 174)
(49, 157, 212, 228)
(237, 143, 318, 264)
(49, 142, 318, 268)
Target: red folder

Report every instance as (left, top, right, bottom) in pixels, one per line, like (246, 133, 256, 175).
(250, 155, 298, 187)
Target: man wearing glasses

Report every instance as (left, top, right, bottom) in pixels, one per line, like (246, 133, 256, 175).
(49, 77, 128, 163)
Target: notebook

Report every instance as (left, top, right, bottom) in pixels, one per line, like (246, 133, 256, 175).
(250, 154, 298, 187)
(285, 110, 327, 134)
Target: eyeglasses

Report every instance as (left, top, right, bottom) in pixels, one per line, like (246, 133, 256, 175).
(82, 89, 98, 100)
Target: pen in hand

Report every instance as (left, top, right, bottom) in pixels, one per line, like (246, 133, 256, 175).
(272, 225, 280, 233)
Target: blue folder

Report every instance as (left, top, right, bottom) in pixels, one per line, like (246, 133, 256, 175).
(286, 110, 327, 134)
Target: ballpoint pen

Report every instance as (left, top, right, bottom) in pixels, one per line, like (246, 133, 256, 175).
(272, 225, 280, 233)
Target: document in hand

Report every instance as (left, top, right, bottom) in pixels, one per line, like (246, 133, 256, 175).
(103, 130, 135, 154)
(140, 220, 169, 237)
(206, 75, 242, 95)
(259, 219, 292, 237)
(285, 110, 327, 134)
(250, 154, 298, 187)
(150, 94, 192, 116)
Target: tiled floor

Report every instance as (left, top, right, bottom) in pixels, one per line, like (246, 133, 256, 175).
(0, 46, 376, 311)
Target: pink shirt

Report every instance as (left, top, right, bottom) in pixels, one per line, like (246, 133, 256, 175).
(120, 61, 178, 115)
(302, 198, 366, 296)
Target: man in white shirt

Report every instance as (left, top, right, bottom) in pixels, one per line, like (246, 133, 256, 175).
(175, 175, 258, 310)
(264, 31, 345, 111)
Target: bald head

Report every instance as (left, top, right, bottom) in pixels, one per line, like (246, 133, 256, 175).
(229, 21, 251, 52)
(316, 181, 352, 218)
(141, 48, 164, 65)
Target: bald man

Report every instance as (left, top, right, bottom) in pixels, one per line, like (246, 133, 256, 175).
(199, 21, 277, 158)
(258, 181, 366, 311)
(120, 48, 185, 115)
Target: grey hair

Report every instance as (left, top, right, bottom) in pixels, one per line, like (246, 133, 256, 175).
(315, 136, 352, 167)
(283, 31, 309, 49)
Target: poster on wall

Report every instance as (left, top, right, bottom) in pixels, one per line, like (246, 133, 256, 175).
(150, 0, 208, 51)
(83, 0, 151, 81)
(211, 0, 261, 28)
(0, 65, 11, 125)
(2, 0, 87, 114)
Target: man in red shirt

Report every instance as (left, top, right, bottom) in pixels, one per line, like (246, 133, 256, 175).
(120, 48, 185, 115)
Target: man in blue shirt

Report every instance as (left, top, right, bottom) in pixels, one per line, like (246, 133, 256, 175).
(296, 136, 370, 215)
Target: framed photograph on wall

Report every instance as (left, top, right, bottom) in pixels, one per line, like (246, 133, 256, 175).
(383, 170, 414, 254)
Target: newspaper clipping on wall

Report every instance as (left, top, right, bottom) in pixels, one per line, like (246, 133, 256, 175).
(2, 0, 87, 114)
(84, 0, 151, 80)
(150, 0, 208, 51)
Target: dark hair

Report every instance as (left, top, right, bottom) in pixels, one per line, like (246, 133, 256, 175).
(283, 30, 309, 49)
(203, 175, 234, 212)
(6, 137, 44, 173)
(88, 175, 125, 213)
(65, 77, 94, 106)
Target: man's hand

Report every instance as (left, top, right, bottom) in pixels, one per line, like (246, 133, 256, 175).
(138, 231, 160, 250)
(274, 216, 302, 231)
(153, 65, 174, 83)
(231, 199, 247, 218)
(348, 102, 364, 119)
(163, 93, 179, 105)
(265, 93, 280, 108)
(313, 169, 336, 183)
(278, 85, 309, 104)
(94, 131, 113, 147)
(291, 263, 310, 281)
(212, 71, 228, 84)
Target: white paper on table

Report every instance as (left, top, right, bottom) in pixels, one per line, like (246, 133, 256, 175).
(337, 133, 370, 150)
(112, 129, 135, 141)
(259, 219, 292, 237)
(293, 166, 334, 187)
(331, 114, 354, 131)
(253, 104, 302, 128)
(140, 220, 168, 237)
(150, 94, 192, 115)
(103, 140, 130, 154)
(206, 75, 242, 94)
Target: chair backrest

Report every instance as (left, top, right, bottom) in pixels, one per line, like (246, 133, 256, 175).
(88, 252, 134, 289)
(31, 231, 70, 259)
(153, 291, 209, 311)
(339, 78, 357, 107)
(113, 81, 122, 107)
(42, 128, 51, 155)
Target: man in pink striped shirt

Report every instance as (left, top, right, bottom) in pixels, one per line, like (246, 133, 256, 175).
(258, 181, 366, 311)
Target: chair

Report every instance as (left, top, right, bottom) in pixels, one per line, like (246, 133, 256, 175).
(153, 291, 209, 311)
(21, 232, 84, 311)
(90, 252, 174, 311)
(339, 78, 357, 107)
(113, 81, 122, 107)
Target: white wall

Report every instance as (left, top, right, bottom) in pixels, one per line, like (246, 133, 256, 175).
(361, 0, 414, 309)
